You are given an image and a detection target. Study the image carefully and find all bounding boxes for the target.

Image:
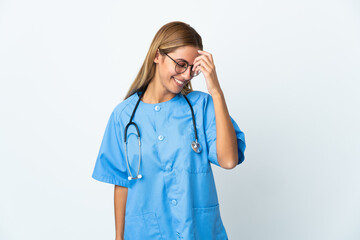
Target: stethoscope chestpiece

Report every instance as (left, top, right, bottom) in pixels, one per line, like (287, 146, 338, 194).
(191, 140, 202, 153)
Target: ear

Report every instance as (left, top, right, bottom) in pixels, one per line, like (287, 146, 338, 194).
(154, 49, 163, 64)
(154, 49, 159, 63)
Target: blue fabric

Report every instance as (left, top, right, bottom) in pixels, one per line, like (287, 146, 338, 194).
(92, 90, 246, 240)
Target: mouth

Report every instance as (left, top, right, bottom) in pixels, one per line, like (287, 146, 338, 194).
(173, 77, 186, 87)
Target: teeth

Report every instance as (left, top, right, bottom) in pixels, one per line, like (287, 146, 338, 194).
(174, 78, 184, 85)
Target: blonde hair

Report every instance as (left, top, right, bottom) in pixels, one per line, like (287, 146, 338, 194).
(123, 21, 203, 100)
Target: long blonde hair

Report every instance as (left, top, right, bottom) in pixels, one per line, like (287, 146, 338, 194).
(123, 21, 203, 100)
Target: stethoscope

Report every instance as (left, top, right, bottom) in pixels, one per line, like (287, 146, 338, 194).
(124, 90, 201, 180)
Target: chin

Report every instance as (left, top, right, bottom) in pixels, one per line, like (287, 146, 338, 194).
(169, 88, 182, 94)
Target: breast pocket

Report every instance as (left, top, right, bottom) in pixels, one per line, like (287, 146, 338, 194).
(124, 212, 163, 240)
(181, 126, 210, 174)
(193, 204, 228, 240)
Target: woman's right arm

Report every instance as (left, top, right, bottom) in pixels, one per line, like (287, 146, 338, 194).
(114, 185, 128, 240)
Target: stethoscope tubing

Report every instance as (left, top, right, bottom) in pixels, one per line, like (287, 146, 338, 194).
(124, 90, 200, 180)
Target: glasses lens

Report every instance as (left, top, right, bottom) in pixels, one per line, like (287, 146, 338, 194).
(191, 66, 201, 77)
(175, 61, 187, 74)
(175, 60, 201, 77)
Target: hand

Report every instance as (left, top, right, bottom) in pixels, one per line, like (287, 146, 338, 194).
(193, 50, 222, 96)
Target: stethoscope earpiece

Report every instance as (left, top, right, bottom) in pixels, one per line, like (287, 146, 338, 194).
(128, 174, 142, 181)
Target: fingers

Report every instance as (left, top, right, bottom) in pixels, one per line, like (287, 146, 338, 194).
(194, 57, 212, 73)
(196, 60, 211, 73)
(197, 50, 213, 63)
(193, 50, 214, 66)
(192, 50, 217, 77)
(194, 54, 211, 66)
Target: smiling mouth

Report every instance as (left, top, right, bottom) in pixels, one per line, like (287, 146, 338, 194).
(173, 77, 186, 86)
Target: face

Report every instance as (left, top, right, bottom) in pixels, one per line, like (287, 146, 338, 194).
(153, 45, 200, 95)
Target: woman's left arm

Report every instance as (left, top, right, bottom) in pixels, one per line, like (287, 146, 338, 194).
(194, 50, 238, 169)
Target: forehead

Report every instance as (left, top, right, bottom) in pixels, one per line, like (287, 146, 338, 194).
(171, 46, 200, 63)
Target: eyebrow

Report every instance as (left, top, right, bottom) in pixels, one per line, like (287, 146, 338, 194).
(175, 58, 187, 62)
(175, 58, 191, 64)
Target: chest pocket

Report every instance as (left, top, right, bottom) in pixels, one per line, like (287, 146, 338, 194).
(180, 125, 210, 174)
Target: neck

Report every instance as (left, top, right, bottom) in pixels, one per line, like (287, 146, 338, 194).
(142, 80, 177, 104)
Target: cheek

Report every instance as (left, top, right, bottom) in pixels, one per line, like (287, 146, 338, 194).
(161, 65, 176, 78)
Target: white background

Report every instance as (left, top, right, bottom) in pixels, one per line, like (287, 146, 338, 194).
(1, 0, 359, 239)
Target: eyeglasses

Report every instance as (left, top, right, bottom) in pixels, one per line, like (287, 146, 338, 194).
(162, 51, 201, 77)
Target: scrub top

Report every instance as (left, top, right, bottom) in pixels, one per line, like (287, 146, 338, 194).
(92, 90, 246, 240)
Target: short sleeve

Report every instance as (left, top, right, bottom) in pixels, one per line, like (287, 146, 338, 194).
(92, 111, 129, 187)
(204, 94, 246, 167)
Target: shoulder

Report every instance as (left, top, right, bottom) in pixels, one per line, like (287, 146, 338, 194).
(111, 93, 137, 122)
(185, 90, 212, 104)
(185, 90, 213, 109)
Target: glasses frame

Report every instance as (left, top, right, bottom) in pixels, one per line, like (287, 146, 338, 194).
(160, 50, 200, 77)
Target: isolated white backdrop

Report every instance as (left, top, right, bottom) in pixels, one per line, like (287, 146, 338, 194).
(0, 0, 359, 239)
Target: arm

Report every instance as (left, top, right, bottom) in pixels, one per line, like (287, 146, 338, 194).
(114, 185, 128, 240)
(193, 50, 238, 169)
(211, 90, 239, 169)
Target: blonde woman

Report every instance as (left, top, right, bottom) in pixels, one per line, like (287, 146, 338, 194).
(92, 21, 246, 240)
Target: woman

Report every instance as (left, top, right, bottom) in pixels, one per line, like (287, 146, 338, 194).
(92, 21, 246, 240)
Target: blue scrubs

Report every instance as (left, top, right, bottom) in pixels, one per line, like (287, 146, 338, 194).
(92, 90, 246, 240)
